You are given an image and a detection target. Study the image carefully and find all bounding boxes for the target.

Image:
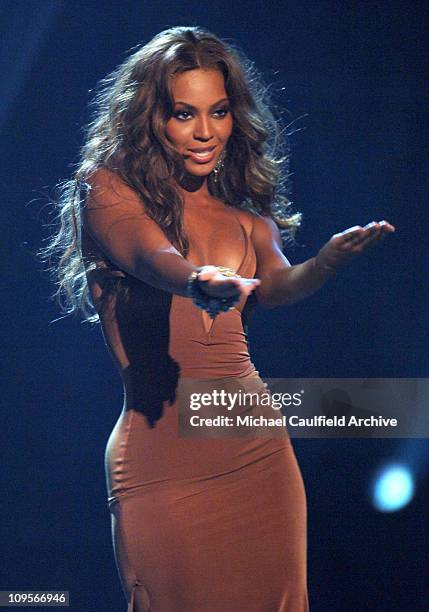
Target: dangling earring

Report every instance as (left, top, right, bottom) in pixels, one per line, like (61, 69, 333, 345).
(212, 148, 226, 184)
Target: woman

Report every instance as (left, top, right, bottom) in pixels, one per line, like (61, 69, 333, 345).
(42, 26, 394, 611)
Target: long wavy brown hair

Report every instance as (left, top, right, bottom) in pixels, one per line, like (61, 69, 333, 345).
(39, 26, 302, 324)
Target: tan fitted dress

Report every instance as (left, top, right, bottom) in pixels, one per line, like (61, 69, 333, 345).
(82, 173, 309, 611)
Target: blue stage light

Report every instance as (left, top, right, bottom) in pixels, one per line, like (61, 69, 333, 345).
(372, 463, 414, 512)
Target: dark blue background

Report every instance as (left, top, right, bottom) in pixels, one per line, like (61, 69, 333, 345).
(1, 1, 427, 610)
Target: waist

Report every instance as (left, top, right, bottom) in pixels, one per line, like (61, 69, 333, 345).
(169, 334, 254, 379)
(175, 355, 257, 379)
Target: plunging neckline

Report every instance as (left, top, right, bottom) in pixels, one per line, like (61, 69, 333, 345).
(199, 216, 251, 339)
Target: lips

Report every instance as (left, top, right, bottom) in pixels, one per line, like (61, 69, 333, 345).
(186, 146, 217, 164)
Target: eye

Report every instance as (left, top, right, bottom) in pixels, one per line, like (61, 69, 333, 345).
(173, 107, 230, 121)
(214, 107, 230, 118)
(174, 110, 193, 121)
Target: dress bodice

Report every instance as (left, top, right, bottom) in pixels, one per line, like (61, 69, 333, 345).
(168, 208, 258, 378)
(81, 204, 259, 413)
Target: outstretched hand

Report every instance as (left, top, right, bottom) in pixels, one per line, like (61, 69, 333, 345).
(197, 265, 261, 300)
(315, 220, 396, 273)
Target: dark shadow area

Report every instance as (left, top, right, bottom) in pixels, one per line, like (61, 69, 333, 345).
(91, 268, 181, 427)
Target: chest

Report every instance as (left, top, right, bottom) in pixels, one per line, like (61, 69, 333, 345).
(183, 206, 249, 272)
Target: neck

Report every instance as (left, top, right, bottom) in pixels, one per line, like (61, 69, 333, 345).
(176, 172, 211, 200)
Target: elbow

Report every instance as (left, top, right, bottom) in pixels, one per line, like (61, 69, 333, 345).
(255, 289, 292, 309)
(255, 273, 294, 309)
(255, 286, 274, 309)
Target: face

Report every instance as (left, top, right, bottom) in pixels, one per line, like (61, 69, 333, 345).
(165, 68, 233, 178)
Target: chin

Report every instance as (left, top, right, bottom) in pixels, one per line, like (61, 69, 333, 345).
(184, 163, 215, 176)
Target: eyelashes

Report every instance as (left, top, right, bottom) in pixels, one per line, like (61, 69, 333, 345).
(173, 107, 230, 121)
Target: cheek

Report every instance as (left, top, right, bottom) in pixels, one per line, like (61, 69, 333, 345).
(219, 116, 233, 140)
(165, 120, 190, 147)
(164, 121, 177, 144)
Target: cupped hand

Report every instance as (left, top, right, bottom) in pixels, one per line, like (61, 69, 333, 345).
(315, 220, 396, 272)
(197, 265, 261, 299)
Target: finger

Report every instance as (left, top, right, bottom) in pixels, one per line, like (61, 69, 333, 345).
(359, 221, 389, 239)
(241, 278, 261, 286)
(238, 278, 261, 296)
(363, 221, 378, 230)
(335, 228, 367, 246)
(364, 225, 394, 245)
(354, 224, 380, 243)
(334, 226, 364, 241)
(198, 268, 219, 282)
(378, 220, 396, 232)
(228, 276, 260, 286)
(337, 227, 374, 251)
(357, 221, 394, 245)
(362, 221, 393, 233)
(364, 220, 395, 233)
(334, 221, 395, 252)
(354, 231, 385, 250)
(332, 228, 376, 255)
(240, 286, 254, 298)
(245, 281, 261, 292)
(238, 284, 259, 298)
(222, 278, 258, 298)
(344, 219, 392, 237)
(354, 222, 396, 250)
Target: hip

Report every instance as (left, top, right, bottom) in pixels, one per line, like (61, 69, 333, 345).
(105, 369, 294, 503)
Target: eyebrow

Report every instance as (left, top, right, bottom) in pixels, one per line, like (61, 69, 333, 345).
(173, 97, 229, 110)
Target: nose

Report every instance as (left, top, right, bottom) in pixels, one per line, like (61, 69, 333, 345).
(193, 114, 213, 141)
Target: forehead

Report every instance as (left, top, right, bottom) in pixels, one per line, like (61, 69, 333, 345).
(169, 68, 227, 104)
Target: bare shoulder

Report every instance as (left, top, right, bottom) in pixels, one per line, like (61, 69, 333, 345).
(233, 209, 282, 249)
(84, 167, 134, 201)
(232, 208, 257, 240)
(84, 166, 114, 190)
(82, 167, 152, 222)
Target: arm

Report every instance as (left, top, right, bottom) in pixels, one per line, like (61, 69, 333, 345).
(81, 168, 197, 297)
(251, 214, 395, 309)
(251, 215, 335, 308)
(81, 168, 260, 301)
